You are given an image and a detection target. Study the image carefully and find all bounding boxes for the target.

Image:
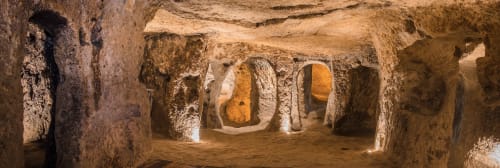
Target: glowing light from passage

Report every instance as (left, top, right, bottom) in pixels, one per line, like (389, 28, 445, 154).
(311, 64, 332, 101)
(225, 63, 252, 123)
(490, 144, 500, 163)
(281, 117, 290, 134)
(466, 137, 500, 167)
(374, 109, 388, 151)
(191, 127, 200, 143)
(366, 148, 379, 154)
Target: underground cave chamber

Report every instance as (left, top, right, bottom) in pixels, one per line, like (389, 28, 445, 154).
(3, 1, 500, 168)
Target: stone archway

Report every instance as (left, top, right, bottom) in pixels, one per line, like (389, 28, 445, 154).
(291, 61, 334, 131)
(214, 58, 278, 134)
(23, 10, 79, 167)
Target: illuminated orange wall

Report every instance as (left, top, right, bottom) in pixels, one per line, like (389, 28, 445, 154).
(311, 64, 332, 101)
(225, 64, 252, 123)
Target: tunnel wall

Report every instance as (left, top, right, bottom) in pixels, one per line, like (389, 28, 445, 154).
(476, 37, 500, 136)
(22, 23, 58, 144)
(208, 43, 298, 132)
(204, 58, 278, 134)
(333, 66, 380, 135)
(2, 0, 153, 167)
(371, 3, 500, 167)
(250, 58, 278, 129)
(205, 42, 377, 132)
(0, 0, 27, 167)
(448, 43, 494, 167)
(203, 60, 231, 129)
(140, 33, 208, 141)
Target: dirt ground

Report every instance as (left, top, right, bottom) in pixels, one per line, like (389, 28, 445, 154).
(25, 120, 395, 168)
(148, 119, 394, 168)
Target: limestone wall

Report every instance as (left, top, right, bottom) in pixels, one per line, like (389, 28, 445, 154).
(1, 0, 153, 167)
(140, 33, 208, 141)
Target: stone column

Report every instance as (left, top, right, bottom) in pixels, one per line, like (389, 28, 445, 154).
(329, 63, 351, 130)
(272, 57, 294, 132)
(477, 35, 500, 137)
(375, 35, 464, 167)
(141, 33, 207, 141)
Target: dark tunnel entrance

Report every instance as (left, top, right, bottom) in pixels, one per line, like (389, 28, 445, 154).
(23, 10, 68, 168)
(334, 66, 380, 136)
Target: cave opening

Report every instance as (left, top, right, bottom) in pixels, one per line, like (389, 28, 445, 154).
(220, 63, 258, 127)
(213, 58, 277, 134)
(296, 63, 332, 130)
(334, 66, 380, 137)
(451, 42, 497, 167)
(454, 42, 486, 142)
(22, 10, 68, 168)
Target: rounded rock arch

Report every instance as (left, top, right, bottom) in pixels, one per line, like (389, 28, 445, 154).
(291, 60, 335, 131)
(24, 9, 83, 167)
(214, 57, 278, 134)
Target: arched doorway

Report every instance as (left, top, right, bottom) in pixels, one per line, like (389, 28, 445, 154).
(215, 58, 277, 134)
(23, 10, 76, 167)
(292, 62, 333, 131)
(333, 66, 380, 136)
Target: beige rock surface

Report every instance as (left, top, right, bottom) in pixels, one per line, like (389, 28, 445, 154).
(2, 0, 500, 167)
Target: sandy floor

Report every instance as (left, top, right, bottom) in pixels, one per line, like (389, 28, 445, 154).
(25, 121, 394, 167)
(24, 142, 46, 168)
(149, 121, 393, 168)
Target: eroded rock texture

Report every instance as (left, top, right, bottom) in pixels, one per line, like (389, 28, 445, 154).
(2, 0, 500, 167)
(0, 0, 26, 167)
(1, 0, 152, 167)
(372, 3, 500, 167)
(22, 22, 58, 144)
(334, 66, 380, 135)
(222, 63, 256, 127)
(141, 33, 207, 141)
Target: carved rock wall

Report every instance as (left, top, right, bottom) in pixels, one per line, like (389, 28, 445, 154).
(141, 33, 207, 141)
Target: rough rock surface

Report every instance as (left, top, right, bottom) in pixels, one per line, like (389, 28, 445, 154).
(22, 20, 58, 144)
(222, 63, 255, 126)
(2, 0, 152, 167)
(140, 33, 208, 141)
(0, 0, 26, 167)
(2, 0, 500, 167)
(334, 66, 380, 135)
(371, 2, 500, 167)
